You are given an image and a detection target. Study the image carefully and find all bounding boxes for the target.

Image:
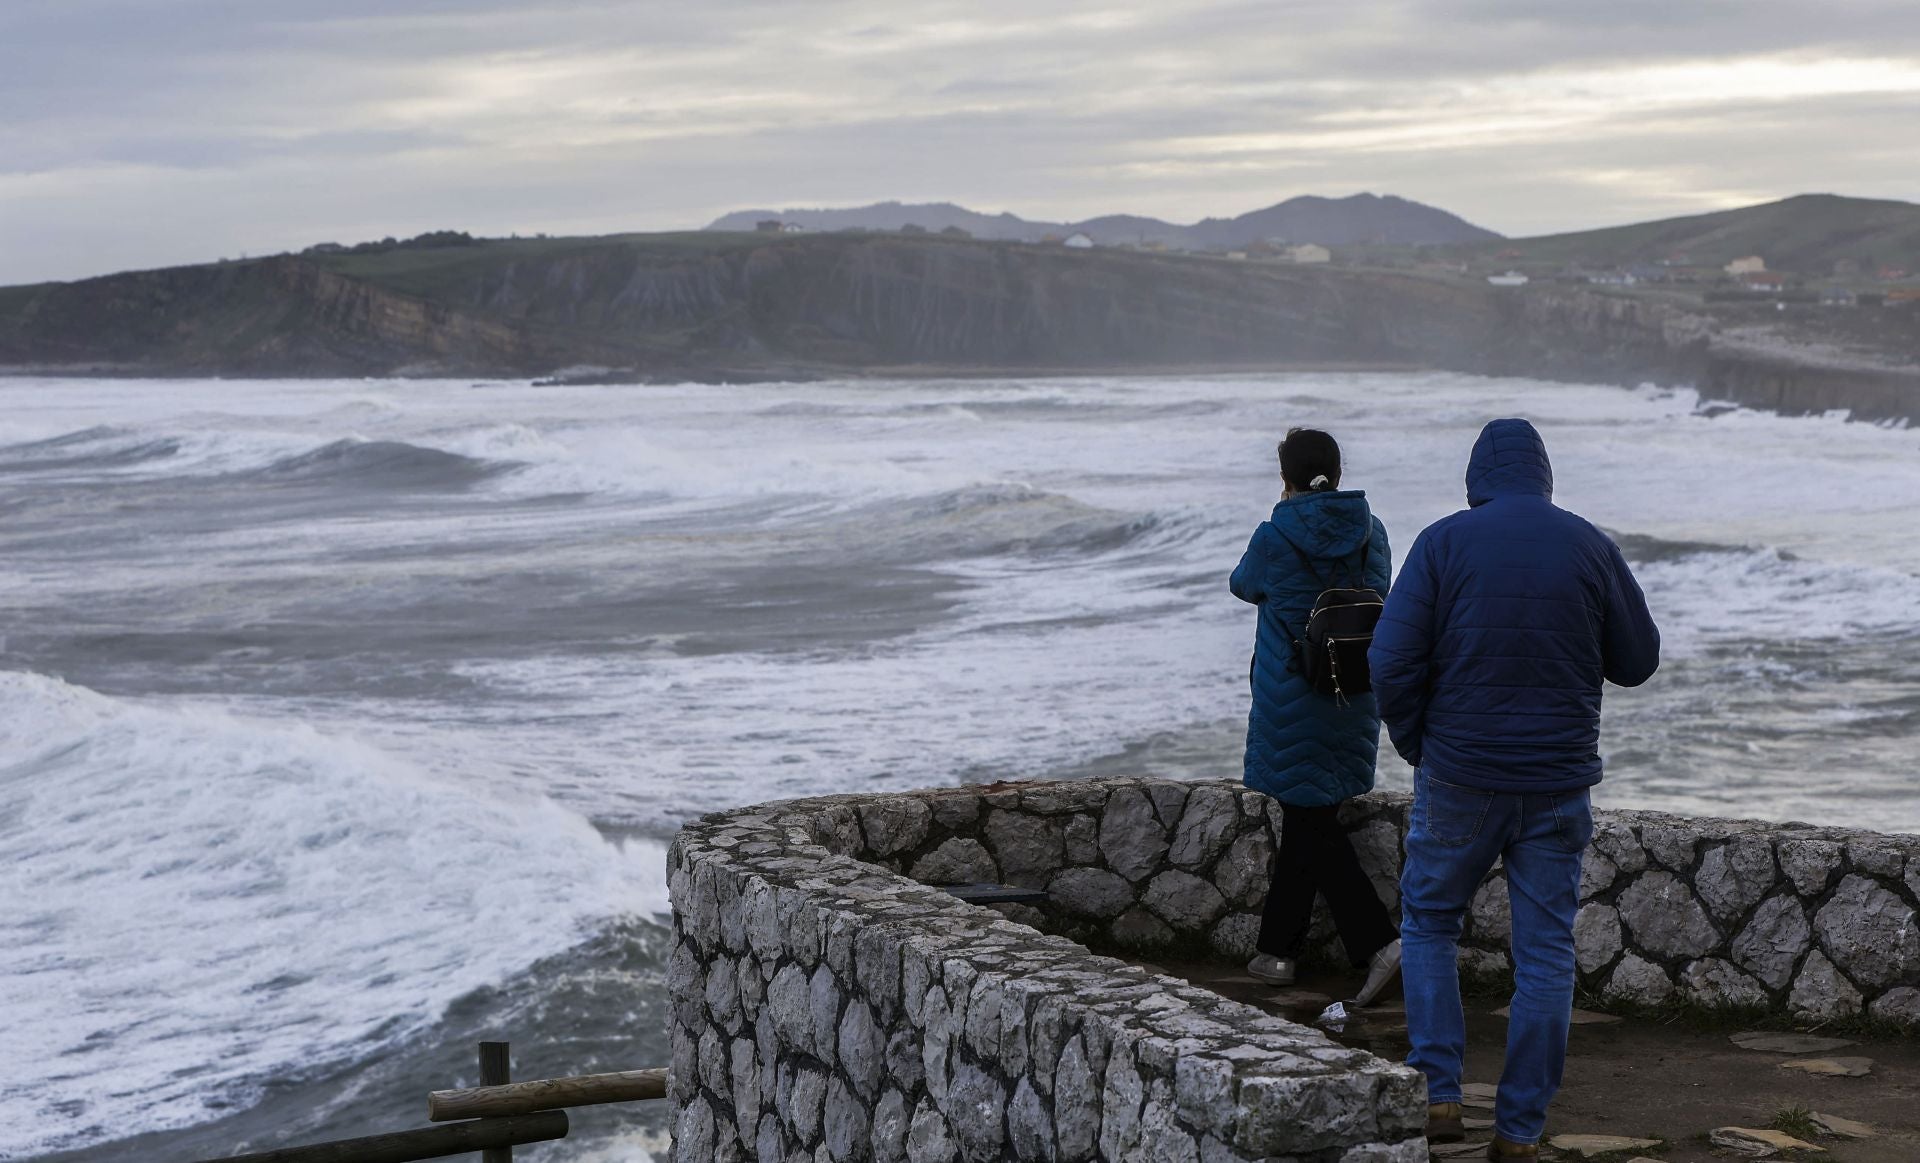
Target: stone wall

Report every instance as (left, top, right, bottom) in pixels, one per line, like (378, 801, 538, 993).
(666, 779, 1428, 1163)
(668, 776, 1920, 1160)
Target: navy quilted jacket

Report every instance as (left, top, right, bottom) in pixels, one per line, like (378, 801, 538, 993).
(1368, 419, 1661, 792)
(1230, 490, 1392, 807)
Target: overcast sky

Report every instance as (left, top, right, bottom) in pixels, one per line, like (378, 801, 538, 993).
(4, 0, 1918, 284)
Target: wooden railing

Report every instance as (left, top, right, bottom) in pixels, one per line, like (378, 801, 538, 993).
(192, 1042, 667, 1163)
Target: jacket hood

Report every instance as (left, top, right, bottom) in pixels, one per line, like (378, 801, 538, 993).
(1270, 489, 1375, 565)
(1467, 418, 1553, 506)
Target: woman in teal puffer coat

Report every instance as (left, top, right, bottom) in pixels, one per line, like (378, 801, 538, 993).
(1230, 428, 1400, 1003)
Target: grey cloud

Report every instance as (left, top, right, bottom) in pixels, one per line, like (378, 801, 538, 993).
(2, 0, 1917, 283)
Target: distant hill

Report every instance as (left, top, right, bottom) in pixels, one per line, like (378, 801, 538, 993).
(705, 193, 1502, 249)
(1479, 194, 1920, 275)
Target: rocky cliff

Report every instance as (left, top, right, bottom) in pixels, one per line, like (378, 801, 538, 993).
(2, 234, 1914, 419)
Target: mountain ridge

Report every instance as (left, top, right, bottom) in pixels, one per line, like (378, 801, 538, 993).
(705, 193, 1503, 248)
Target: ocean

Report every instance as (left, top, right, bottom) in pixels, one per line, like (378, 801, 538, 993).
(3, 372, 1917, 1161)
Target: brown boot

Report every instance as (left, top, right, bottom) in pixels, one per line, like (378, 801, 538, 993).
(1486, 1137, 1539, 1159)
(1426, 1102, 1465, 1143)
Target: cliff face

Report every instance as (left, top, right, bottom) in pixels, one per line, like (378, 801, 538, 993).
(2, 235, 1914, 419)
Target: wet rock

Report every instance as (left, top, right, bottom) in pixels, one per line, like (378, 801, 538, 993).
(909, 838, 998, 886)
(1728, 1031, 1855, 1054)
(1709, 1126, 1827, 1156)
(1809, 1111, 1874, 1139)
(1777, 1056, 1873, 1077)
(1813, 874, 1919, 990)
(1549, 1134, 1663, 1157)
(1591, 821, 1647, 873)
(1100, 787, 1169, 882)
(1732, 894, 1811, 991)
(1617, 871, 1717, 959)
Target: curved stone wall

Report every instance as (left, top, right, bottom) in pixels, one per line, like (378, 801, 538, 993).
(667, 779, 1427, 1163)
(669, 776, 1920, 1161)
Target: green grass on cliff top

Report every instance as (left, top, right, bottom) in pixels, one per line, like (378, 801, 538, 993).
(310, 231, 769, 300)
(1468, 193, 1920, 274)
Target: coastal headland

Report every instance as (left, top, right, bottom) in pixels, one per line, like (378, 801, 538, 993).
(3, 231, 1916, 420)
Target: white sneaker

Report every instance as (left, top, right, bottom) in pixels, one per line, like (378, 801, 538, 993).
(1247, 953, 1296, 985)
(1353, 938, 1402, 1007)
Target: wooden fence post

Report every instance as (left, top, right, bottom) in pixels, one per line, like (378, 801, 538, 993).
(480, 1042, 511, 1163)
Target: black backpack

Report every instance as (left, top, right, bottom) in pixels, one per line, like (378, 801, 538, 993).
(1276, 529, 1384, 702)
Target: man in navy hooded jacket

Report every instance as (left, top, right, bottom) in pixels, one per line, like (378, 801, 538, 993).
(1369, 419, 1659, 1156)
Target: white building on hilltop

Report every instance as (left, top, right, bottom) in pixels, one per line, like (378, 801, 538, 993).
(1286, 243, 1331, 264)
(1063, 232, 1094, 249)
(1487, 271, 1530, 286)
(1726, 255, 1766, 275)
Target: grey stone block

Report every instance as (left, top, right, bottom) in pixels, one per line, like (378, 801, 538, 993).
(1053, 1035, 1099, 1162)
(1680, 958, 1770, 1009)
(1617, 871, 1718, 960)
(1869, 986, 1920, 1025)
(1169, 786, 1241, 869)
(824, 1076, 871, 1163)
(1579, 849, 1618, 901)
(1143, 870, 1228, 929)
(911, 838, 999, 886)
(789, 1066, 828, 1143)
(1008, 1077, 1056, 1161)
(1607, 952, 1673, 1006)
(1109, 906, 1176, 950)
(859, 798, 933, 857)
(948, 1060, 1009, 1160)
(872, 1088, 910, 1163)
(1215, 830, 1273, 909)
(1048, 867, 1137, 920)
(987, 810, 1067, 886)
(839, 999, 884, 1098)
(1695, 837, 1777, 921)
(1789, 950, 1863, 1021)
(1779, 837, 1842, 896)
(906, 1098, 958, 1163)
(1101, 787, 1170, 882)
(1063, 814, 1099, 864)
(1733, 894, 1811, 990)
(1209, 912, 1263, 961)
(1814, 874, 1919, 989)
(1573, 903, 1622, 977)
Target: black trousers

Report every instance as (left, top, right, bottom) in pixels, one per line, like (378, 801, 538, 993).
(1257, 801, 1398, 966)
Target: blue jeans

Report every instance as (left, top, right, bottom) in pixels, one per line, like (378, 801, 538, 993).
(1400, 768, 1593, 1145)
